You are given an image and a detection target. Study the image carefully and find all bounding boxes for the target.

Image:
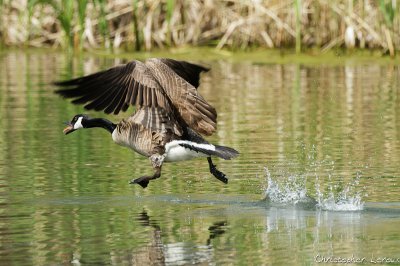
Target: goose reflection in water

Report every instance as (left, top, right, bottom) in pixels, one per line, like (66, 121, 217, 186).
(131, 210, 228, 265)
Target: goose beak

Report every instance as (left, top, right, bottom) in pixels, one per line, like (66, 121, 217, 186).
(63, 122, 75, 135)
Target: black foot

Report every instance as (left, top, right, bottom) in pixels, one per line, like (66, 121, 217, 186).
(210, 165, 228, 184)
(129, 177, 150, 188)
(208, 158, 228, 184)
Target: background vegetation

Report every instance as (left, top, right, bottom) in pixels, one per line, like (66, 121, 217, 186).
(0, 0, 399, 55)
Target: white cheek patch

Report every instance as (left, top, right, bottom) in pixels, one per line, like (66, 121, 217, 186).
(73, 117, 84, 129)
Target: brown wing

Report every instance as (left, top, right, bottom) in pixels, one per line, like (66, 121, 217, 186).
(55, 60, 172, 115)
(159, 58, 210, 88)
(145, 58, 217, 136)
(128, 107, 183, 137)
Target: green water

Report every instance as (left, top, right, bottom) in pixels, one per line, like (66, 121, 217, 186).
(0, 50, 400, 265)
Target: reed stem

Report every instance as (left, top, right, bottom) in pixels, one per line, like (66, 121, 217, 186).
(132, 0, 141, 51)
(166, 0, 175, 47)
(295, 0, 301, 54)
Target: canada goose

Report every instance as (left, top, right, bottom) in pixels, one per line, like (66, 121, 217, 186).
(55, 58, 239, 188)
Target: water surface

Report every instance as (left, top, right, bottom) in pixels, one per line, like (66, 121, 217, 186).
(0, 50, 400, 265)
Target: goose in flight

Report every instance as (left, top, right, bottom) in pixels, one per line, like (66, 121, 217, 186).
(55, 58, 239, 188)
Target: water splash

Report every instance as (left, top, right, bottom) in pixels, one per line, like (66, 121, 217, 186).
(264, 167, 365, 211)
(315, 172, 365, 211)
(264, 168, 313, 205)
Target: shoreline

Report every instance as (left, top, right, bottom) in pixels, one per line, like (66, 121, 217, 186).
(1, 46, 399, 66)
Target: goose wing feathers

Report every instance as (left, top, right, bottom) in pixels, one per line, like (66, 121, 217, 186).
(128, 107, 183, 137)
(55, 61, 170, 115)
(55, 58, 217, 136)
(158, 58, 209, 88)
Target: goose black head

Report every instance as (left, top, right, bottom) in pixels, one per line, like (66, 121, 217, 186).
(63, 114, 89, 135)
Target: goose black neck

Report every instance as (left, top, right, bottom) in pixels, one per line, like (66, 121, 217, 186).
(85, 118, 116, 133)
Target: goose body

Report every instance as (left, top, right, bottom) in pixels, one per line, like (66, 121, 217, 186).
(56, 58, 238, 188)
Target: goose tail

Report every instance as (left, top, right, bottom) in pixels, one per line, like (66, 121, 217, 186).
(213, 145, 239, 160)
(178, 142, 239, 160)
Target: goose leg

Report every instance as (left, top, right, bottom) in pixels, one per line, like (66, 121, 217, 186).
(130, 154, 164, 188)
(130, 166, 161, 188)
(207, 157, 228, 184)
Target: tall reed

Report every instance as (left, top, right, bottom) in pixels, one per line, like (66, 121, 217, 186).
(77, 0, 88, 49)
(165, 0, 175, 47)
(0, 0, 3, 48)
(379, 0, 397, 56)
(57, 0, 74, 48)
(295, 0, 301, 53)
(93, 0, 109, 49)
(379, 0, 395, 26)
(0, 0, 399, 54)
(132, 0, 141, 51)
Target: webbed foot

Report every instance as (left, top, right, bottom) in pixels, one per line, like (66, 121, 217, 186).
(130, 177, 150, 188)
(129, 166, 162, 189)
(207, 157, 228, 184)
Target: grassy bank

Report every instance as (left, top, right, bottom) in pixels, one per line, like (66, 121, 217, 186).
(4, 46, 398, 67)
(0, 0, 399, 56)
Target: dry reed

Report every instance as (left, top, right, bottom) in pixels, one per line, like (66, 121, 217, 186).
(0, 0, 399, 55)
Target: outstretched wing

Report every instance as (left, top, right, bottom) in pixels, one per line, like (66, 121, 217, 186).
(158, 58, 209, 88)
(146, 58, 217, 136)
(55, 58, 216, 136)
(55, 60, 171, 115)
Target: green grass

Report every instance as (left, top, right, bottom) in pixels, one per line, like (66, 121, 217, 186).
(81, 46, 400, 66)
